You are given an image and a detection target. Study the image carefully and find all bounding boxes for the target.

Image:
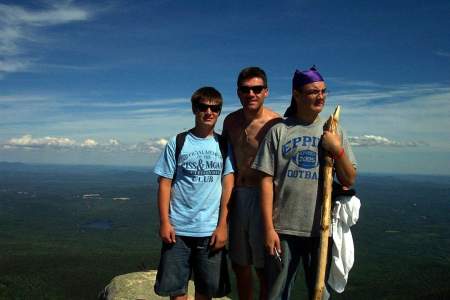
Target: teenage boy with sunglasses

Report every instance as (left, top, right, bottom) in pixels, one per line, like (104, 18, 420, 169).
(154, 87, 234, 300)
(223, 67, 281, 300)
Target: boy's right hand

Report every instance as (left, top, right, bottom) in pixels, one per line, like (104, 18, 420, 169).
(265, 228, 281, 256)
(159, 221, 176, 244)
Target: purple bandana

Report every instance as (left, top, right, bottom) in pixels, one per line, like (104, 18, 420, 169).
(284, 66, 325, 117)
(292, 66, 324, 89)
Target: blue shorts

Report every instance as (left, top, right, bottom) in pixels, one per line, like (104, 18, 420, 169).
(154, 236, 230, 298)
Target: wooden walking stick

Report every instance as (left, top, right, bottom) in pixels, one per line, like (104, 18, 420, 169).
(313, 105, 341, 300)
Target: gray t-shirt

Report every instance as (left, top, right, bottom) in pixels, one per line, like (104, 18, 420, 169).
(252, 116, 356, 237)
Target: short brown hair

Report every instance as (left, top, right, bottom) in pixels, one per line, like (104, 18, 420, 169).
(237, 67, 268, 87)
(191, 86, 223, 113)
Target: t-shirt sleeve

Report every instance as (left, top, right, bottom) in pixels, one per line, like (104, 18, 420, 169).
(153, 136, 177, 179)
(339, 127, 357, 168)
(223, 143, 235, 176)
(252, 129, 276, 176)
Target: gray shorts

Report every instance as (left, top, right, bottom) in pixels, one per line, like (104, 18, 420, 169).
(229, 187, 265, 269)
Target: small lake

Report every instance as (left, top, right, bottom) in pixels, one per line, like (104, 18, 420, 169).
(80, 220, 112, 230)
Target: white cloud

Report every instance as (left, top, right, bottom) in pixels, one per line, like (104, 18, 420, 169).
(81, 138, 98, 148)
(0, 26, 23, 55)
(331, 83, 450, 106)
(156, 138, 168, 146)
(109, 138, 120, 146)
(1, 82, 449, 152)
(0, 59, 30, 73)
(128, 138, 168, 154)
(2, 134, 168, 154)
(3, 132, 421, 154)
(0, 93, 193, 142)
(0, 2, 92, 77)
(0, 94, 53, 103)
(0, 3, 89, 27)
(348, 135, 426, 147)
(324, 83, 450, 148)
(328, 77, 382, 88)
(6, 134, 76, 148)
(434, 50, 450, 58)
(80, 98, 188, 108)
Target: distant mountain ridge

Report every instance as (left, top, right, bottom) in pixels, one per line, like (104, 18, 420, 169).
(0, 161, 153, 173)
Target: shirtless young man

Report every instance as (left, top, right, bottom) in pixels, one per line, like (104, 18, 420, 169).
(223, 67, 281, 300)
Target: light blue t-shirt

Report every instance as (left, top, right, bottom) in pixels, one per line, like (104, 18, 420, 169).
(154, 132, 234, 237)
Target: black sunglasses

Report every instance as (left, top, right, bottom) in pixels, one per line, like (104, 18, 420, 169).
(238, 85, 266, 94)
(196, 103, 222, 113)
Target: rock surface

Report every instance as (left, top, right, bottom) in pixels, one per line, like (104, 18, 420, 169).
(100, 270, 231, 300)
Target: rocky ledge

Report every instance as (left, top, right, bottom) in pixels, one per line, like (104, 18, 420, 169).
(99, 270, 231, 300)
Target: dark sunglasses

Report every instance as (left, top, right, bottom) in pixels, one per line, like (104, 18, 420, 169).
(196, 103, 222, 113)
(238, 85, 266, 94)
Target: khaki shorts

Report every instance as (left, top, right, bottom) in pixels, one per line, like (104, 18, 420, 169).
(228, 187, 265, 269)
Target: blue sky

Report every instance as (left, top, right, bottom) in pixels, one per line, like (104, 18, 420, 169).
(1, 0, 449, 174)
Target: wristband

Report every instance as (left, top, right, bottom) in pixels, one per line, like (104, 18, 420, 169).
(332, 148, 345, 160)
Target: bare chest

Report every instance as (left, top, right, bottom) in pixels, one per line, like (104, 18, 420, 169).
(229, 122, 265, 159)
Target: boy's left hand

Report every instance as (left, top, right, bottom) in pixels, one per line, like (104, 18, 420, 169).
(210, 224, 228, 251)
(321, 130, 342, 157)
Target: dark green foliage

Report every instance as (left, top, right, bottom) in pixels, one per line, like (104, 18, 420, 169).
(0, 163, 161, 300)
(0, 163, 449, 299)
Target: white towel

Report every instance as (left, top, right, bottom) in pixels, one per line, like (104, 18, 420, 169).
(328, 195, 361, 293)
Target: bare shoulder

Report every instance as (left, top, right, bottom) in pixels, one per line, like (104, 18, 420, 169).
(224, 109, 244, 121)
(223, 109, 243, 130)
(263, 107, 281, 121)
(252, 108, 282, 141)
(262, 107, 282, 127)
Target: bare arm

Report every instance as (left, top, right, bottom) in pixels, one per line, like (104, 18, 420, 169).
(157, 176, 176, 243)
(322, 131, 356, 187)
(222, 114, 231, 140)
(333, 149, 356, 186)
(260, 173, 281, 255)
(210, 173, 234, 251)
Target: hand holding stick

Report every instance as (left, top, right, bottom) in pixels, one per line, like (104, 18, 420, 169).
(313, 105, 340, 300)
